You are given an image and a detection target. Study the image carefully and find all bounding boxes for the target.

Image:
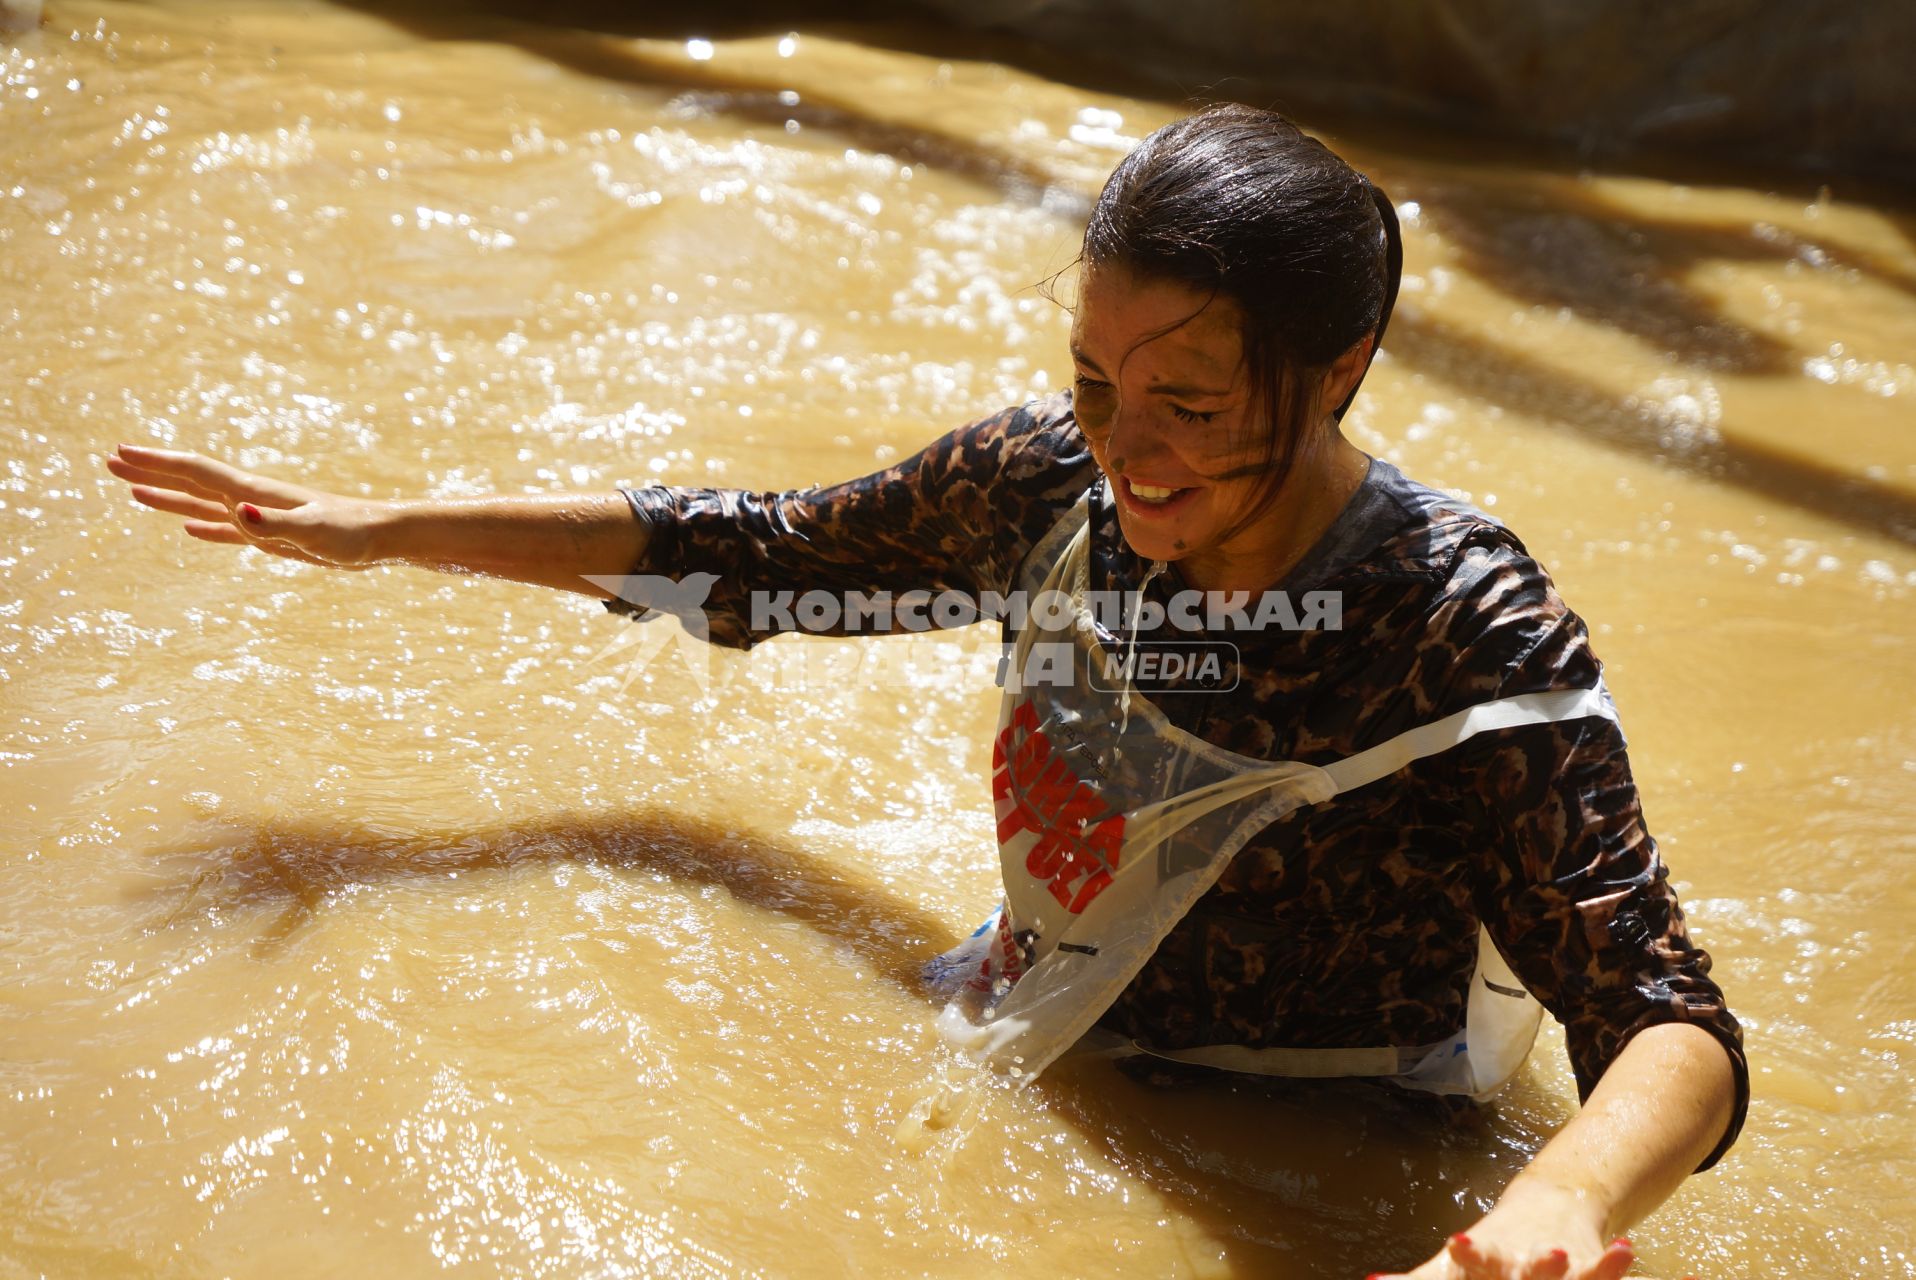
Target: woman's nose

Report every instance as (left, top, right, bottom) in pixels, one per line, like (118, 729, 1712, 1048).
(1103, 398, 1172, 475)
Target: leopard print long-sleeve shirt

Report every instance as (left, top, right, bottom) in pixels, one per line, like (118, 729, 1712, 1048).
(602, 390, 1749, 1170)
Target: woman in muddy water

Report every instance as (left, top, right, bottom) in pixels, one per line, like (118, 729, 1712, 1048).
(106, 103, 1744, 1279)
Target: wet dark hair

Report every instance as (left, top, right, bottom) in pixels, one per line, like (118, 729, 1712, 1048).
(1057, 102, 1402, 526)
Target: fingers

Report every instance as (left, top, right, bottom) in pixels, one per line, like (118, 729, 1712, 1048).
(1446, 1235, 1486, 1272)
(182, 520, 249, 545)
(1588, 1240, 1635, 1280)
(112, 443, 310, 506)
(127, 482, 232, 524)
(1533, 1248, 1570, 1279)
(1438, 1234, 1591, 1280)
(105, 452, 229, 505)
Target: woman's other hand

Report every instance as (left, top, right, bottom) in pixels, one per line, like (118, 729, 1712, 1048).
(1367, 1023, 1733, 1280)
(1371, 1224, 1640, 1279)
(107, 443, 393, 569)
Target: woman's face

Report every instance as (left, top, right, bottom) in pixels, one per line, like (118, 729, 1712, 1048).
(1068, 263, 1278, 569)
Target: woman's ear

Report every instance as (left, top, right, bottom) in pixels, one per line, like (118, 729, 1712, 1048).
(1319, 332, 1377, 419)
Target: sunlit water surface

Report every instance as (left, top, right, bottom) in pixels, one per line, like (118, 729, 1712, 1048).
(3, 2, 1915, 1276)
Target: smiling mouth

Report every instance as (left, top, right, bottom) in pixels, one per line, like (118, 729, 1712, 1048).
(1117, 476, 1199, 515)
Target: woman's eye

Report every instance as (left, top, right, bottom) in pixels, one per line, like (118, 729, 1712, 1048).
(1170, 405, 1220, 423)
(1071, 374, 1114, 431)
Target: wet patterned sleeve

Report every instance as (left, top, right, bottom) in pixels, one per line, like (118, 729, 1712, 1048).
(597, 395, 1093, 649)
(1434, 546, 1750, 1172)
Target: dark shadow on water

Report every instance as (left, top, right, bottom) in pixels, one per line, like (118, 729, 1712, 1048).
(339, 0, 1095, 219)
(343, 0, 1916, 220)
(1395, 168, 1916, 374)
(1884, 206, 1916, 278)
(128, 805, 1531, 1279)
(1388, 307, 1916, 548)
(347, 0, 1916, 205)
(135, 806, 952, 987)
(1399, 177, 1794, 375)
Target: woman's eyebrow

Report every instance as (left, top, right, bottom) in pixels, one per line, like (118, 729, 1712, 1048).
(1070, 347, 1230, 398)
(1069, 345, 1107, 376)
(1146, 379, 1231, 399)
(1072, 346, 1233, 396)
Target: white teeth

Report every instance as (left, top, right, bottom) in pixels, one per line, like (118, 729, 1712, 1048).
(1130, 483, 1179, 503)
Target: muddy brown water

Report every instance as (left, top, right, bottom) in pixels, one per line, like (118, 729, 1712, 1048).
(3, 2, 1914, 1276)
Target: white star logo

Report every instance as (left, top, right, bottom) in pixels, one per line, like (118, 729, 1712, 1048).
(581, 571, 722, 697)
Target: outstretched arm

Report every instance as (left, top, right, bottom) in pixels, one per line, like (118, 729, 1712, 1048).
(106, 443, 648, 598)
(593, 396, 1097, 648)
(1381, 1020, 1733, 1279)
(1368, 534, 1747, 1278)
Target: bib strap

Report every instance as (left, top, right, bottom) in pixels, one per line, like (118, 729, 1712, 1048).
(1321, 685, 1618, 797)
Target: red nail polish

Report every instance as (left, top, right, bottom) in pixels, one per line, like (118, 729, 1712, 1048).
(1613, 1238, 1633, 1248)
(1451, 1234, 1471, 1247)
(241, 503, 262, 523)
(1549, 1249, 1568, 1262)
